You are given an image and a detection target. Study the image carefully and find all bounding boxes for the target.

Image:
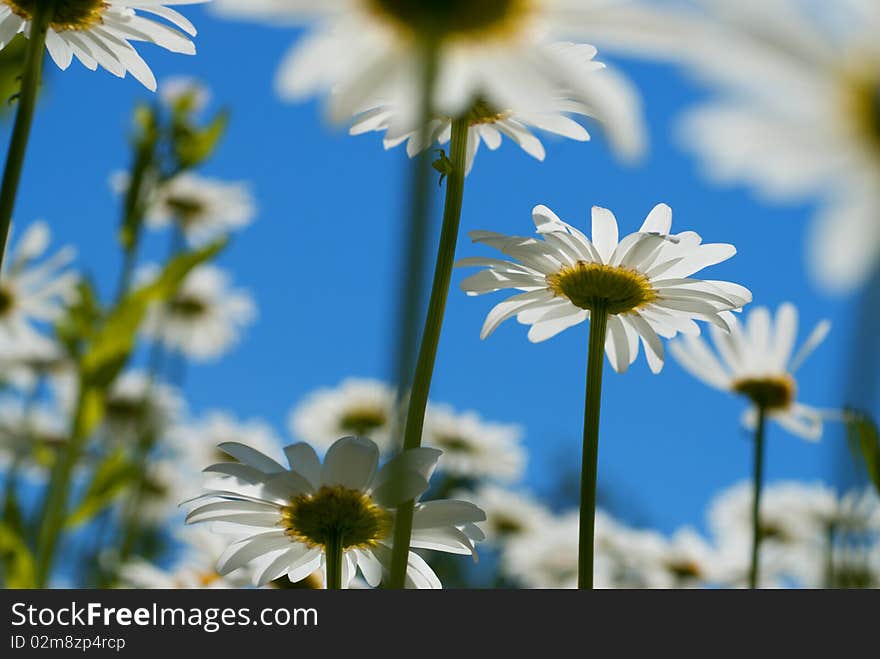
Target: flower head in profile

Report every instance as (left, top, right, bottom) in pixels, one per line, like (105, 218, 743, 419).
(0, 0, 207, 90)
(139, 264, 257, 362)
(350, 44, 646, 173)
(423, 404, 525, 482)
(144, 174, 256, 247)
(183, 436, 486, 589)
(458, 203, 751, 373)
(212, 0, 654, 126)
(670, 303, 831, 440)
(288, 378, 395, 455)
(0, 221, 77, 345)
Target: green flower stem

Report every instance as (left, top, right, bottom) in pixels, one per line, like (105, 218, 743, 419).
(35, 380, 91, 587)
(391, 39, 440, 442)
(748, 406, 767, 589)
(824, 524, 836, 589)
(325, 532, 343, 590)
(386, 117, 470, 589)
(578, 302, 608, 589)
(0, 4, 52, 274)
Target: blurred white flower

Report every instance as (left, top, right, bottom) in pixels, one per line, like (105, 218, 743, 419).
(144, 174, 257, 247)
(0, 0, 207, 91)
(160, 76, 212, 113)
(0, 331, 70, 392)
(89, 370, 186, 442)
(350, 46, 646, 171)
(120, 527, 254, 589)
(423, 404, 525, 482)
(169, 410, 284, 482)
(139, 264, 257, 363)
(634, 527, 719, 589)
(670, 0, 880, 292)
(211, 0, 661, 131)
(0, 221, 77, 346)
(0, 399, 67, 477)
(288, 378, 395, 455)
(183, 436, 486, 589)
(458, 203, 750, 373)
(670, 303, 831, 441)
(455, 484, 552, 545)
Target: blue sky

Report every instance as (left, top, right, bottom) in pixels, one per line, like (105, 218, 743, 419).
(7, 7, 875, 536)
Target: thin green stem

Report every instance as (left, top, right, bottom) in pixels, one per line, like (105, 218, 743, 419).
(748, 406, 767, 590)
(390, 39, 439, 446)
(35, 379, 90, 587)
(386, 118, 470, 589)
(824, 524, 836, 589)
(578, 302, 608, 589)
(325, 532, 343, 590)
(0, 4, 51, 273)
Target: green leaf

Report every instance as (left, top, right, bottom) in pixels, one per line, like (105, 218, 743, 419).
(173, 110, 229, 170)
(846, 410, 880, 496)
(67, 449, 139, 528)
(55, 277, 102, 359)
(0, 522, 36, 588)
(80, 240, 226, 389)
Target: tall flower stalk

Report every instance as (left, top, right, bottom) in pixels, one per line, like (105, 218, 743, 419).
(0, 3, 51, 273)
(748, 406, 767, 589)
(458, 204, 750, 589)
(387, 117, 470, 589)
(579, 301, 608, 588)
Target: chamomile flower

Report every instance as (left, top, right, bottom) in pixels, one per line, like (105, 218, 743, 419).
(120, 527, 253, 589)
(169, 411, 284, 482)
(93, 370, 185, 442)
(0, 331, 70, 392)
(183, 436, 486, 589)
(288, 378, 395, 455)
(455, 484, 552, 544)
(350, 49, 646, 173)
(212, 0, 658, 126)
(637, 527, 718, 589)
(670, 303, 831, 441)
(0, 399, 67, 476)
(0, 221, 77, 346)
(423, 404, 525, 482)
(669, 0, 880, 291)
(139, 264, 257, 362)
(458, 203, 750, 373)
(0, 0, 207, 91)
(144, 174, 257, 247)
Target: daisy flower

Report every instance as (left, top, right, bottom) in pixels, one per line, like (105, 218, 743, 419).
(211, 0, 662, 125)
(0, 221, 78, 346)
(0, 0, 207, 90)
(670, 303, 831, 441)
(0, 331, 70, 392)
(423, 404, 525, 482)
(667, 0, 880, 291)
(120, 527, 254, 589)
(183, 436, 486, 589)
(636, 527, 719, 589)
(169, 410, 284, 482)
(288, 378, 395, 455)
(142, 174, 257, 247)
(349, 48, 646, 173)
(160, 75, 212, 113)
(95, 370, 185, 442)
(459, 202, 748, 589)
(454, 484, 552, 545)
(0, 399, 67, 477)
(458, 203, 750, 373)
(138, 264, 257, 362)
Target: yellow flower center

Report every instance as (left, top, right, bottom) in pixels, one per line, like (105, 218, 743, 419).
(365, 0, 532, 43)
(841, 66, 880, 158)
(168, 294, 208, 319)
(165, 195, 208, 225)
(464, 97, 511, 126)
(5, 0, 108, 32)
(732, 375, 796, 411)
(492, 515, 523, 536)
(432, 434, 474, 454)
(281, 486, 392, 550)
(0, 285, 15, 317)
(546, 262, 657, 315)
(666, 560, 702, 580)
(339, 407, 387, 437)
